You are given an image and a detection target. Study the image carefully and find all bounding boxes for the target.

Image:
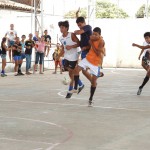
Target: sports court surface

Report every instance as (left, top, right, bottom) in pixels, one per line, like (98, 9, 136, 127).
(0, 68, 150, 150)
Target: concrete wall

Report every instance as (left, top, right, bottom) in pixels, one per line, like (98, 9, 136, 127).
(0, 10, 150, 70)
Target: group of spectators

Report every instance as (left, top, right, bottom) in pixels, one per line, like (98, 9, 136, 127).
(0, 24, 56, 77)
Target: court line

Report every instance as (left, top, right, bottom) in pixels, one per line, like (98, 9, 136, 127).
(0, 138, 53, 145)
(111, 70, 143, 77)
(0, 99, 149, 112)
(0, 116, 73, 150)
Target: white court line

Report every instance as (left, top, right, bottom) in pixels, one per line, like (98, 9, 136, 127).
(45, 143, 60, 150)
(57, 91, 86, 100)
(0, 116, 73, 150)
(0, 138, 53, 145)
(0, 99, 149, 112)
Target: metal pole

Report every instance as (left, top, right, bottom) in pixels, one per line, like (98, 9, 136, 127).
(88, 0, 96, 27)
(34, 0, 37, 32)
(31, 0, 34, 33)
(41, 0, 44, 35)
(146, 0, 149, 18)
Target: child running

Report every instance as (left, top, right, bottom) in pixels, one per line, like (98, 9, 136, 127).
(56, 20, 80, 98)
(136, 32, 150, 71)
(132, 33, 150, 95)
(74, 27, 105, 106)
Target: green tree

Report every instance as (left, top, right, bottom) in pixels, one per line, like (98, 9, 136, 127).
(96, 1, 129, 18)
(64, 1, 129, 19)
(136, 4, 150, 18)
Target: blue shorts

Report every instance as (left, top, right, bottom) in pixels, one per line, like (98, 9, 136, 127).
(1, 54, 6, 60)
(21, 53, 26, 59)
(13, 55, 22, 61)
(81, 50, 89, 59)
(8, 40, 14, 47)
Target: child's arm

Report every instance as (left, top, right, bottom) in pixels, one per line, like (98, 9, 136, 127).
(90, 39, 104, 56)
(76, 7, 80, 18)
(138, 49, 144, 60)
(132, 43, 150, 49)
(66, 33, 80, 50)
(3, 44, 11, 51)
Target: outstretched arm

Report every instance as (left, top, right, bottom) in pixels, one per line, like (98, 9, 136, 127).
(132, 43, 150, 49)
(76, 7, 80, 18)
(138, 49, 144, 60)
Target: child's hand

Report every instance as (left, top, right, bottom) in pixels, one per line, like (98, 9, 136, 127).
(132, 43, 136, 47)
(138, 56, 141, 60)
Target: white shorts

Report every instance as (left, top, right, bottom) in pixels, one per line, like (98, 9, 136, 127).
(78, 58, 101, 77)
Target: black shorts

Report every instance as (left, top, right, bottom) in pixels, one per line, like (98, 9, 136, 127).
(64, 59, 77, 70)
(142, 51, 150, 66)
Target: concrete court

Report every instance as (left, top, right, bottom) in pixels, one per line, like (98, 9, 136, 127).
(0, 68, 150, 150)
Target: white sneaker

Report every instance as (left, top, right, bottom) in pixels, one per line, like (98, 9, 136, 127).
(73, 89, 78, 93)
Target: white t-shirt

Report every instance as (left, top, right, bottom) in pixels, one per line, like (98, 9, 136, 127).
(6, 30, 17, 41)
(59, 32, 79, 61)
(143, 41, 150, 56)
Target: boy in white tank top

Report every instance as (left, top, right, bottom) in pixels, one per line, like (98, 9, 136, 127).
(56, 20, 81, 98)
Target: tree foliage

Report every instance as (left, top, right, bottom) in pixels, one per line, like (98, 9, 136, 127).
(96, 1, 128, 18)
(136, 4, 150, 18)
(64, 0, 129, 19)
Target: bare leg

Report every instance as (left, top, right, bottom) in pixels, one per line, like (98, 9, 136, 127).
(82, 69, 92, 82)
(142, 61, 148, 71)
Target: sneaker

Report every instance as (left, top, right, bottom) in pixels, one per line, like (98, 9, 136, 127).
(19, 72, 24, 75)
(65, 92, 73, 99)
(137, 87, 142, 95)
(39, 72, 44, 74)
(1, 74, 5, 77)
(78, 84, 84, 94)
(88, 100, 94, 107)
(14, 73, 19, 76)
(26, 72, 31, 75)
(28, 72, 32, 74)
(4, 74, 7, 76)
(73, 89, 78, 93)
(98, 72, 104, 77)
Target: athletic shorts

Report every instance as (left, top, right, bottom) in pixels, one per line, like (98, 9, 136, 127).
(64, 59, 77, 70)
(81, 50, 89, 59)
(13, 55, 22, 61)
(1, 54, 6, 60)
(142, 51, 150, 66)
(21, 53, 26, 59)
(78, 58, 101, 77)
(8, 40, 14, 47)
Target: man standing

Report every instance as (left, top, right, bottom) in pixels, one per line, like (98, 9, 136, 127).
(5, 24, 17, 62)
